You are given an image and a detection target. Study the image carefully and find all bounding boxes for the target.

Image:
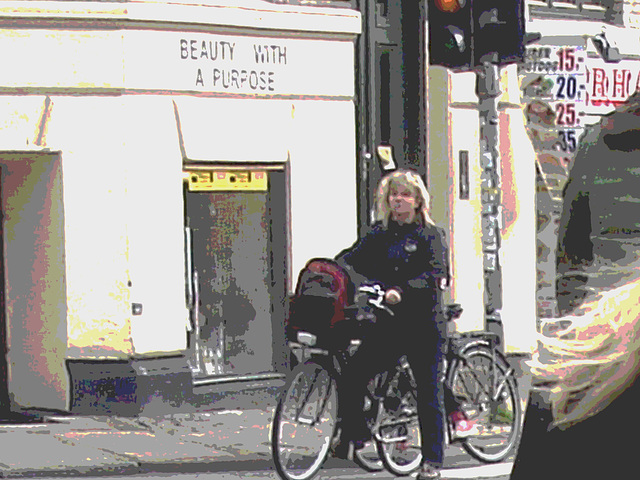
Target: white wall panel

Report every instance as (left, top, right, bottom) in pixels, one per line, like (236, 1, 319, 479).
(122, 96, 190, 355)
(288, 100, 357, 292)
(45, 97, 134, 359)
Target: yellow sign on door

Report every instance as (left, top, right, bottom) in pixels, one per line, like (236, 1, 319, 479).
(186, 170, 268, 192)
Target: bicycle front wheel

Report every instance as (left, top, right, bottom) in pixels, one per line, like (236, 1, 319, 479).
(449, 346, 522, 463)
(272, 361, 338, 480)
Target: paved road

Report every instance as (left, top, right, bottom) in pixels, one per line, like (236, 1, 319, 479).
(21, 459, 513, 480)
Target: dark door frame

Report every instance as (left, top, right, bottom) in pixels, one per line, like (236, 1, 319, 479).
(355, 0, 427, 235)
(0, 166, 8, 415)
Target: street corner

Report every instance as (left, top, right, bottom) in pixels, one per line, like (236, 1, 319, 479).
(0, 426, 140, 478)
(58, 427, 240, 468)
(162, 410, 273, 465)
(53, 410, 275, 473)
(136, 408, 274, 454)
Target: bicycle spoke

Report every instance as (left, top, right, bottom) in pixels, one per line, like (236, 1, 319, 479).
(454, 360, 492, 403)
(273, 362, 338, 480)
(492, 367, 515, 402)
(449, 346, 522, 463)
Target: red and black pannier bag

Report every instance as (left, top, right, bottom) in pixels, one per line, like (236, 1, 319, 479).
(287, 258, 354, 347)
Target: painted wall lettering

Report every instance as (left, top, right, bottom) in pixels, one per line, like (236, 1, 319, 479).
(124, 30, 355, 97)
(180, 39, 236, 61)
(179, 37, 285, 90)
(211, 69, 275, 91)
(253, 45, 287, 64)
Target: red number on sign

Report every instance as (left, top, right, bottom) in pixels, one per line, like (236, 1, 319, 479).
(557, 48, 576, 72)
(556, 103, 577, 126)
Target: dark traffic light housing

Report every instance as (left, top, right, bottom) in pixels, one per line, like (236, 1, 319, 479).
(428, 0, 525, 70)
(428, 0, 473, 69)
(473, 0, 525, 66)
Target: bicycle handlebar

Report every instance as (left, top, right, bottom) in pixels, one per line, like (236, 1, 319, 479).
(356, 284, 463, 321)
(356, 284, 395, 317)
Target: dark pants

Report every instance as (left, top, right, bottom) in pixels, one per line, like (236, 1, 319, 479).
(339, 314, 445, 466)
(511, 381, 640, 479)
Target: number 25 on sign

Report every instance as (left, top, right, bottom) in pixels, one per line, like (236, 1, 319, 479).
(556, 103, 577, 126)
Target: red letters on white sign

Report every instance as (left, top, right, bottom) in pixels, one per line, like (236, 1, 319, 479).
(585, 63, 640, 111)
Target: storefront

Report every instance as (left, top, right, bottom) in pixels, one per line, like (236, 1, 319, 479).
(424, 2, 640, 354)
(0, 1, 360, 416)
(523, 1, 640, 319)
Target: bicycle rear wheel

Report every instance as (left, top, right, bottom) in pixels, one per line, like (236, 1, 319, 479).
(449, 346, 522, 463)
(375, 367, 422, 475)
(272, 361, 338, 480)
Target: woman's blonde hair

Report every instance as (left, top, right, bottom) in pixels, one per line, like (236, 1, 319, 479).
(528, 275, 640, 429)
(375, 169, 435, 227)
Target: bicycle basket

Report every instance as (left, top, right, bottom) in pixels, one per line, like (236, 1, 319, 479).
(287, 258, 353, 344)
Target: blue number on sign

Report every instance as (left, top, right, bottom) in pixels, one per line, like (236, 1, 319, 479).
(556, 75, 577, 100)
(557, 130, 577, 153)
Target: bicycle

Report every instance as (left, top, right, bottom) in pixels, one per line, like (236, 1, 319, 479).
(271, 282, 386, 480)
(366, 303, 523, 475)
(441, 314, 523, 464)
(272, 279, 522, 480)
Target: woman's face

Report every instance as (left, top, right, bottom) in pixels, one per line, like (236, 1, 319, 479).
(388, 183, 419, 221)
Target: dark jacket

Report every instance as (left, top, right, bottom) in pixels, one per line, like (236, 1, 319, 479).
(511, 375, 640, 479)
(336, 220, 449, 338)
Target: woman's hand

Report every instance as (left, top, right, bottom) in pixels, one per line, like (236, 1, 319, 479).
(384, 288, 402, 305)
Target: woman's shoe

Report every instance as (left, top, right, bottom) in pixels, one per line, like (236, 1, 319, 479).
(416, 462, 441, 480)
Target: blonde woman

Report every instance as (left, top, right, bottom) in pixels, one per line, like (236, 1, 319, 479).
(334, 169, 449, 480)
(511, 276, 640, 479)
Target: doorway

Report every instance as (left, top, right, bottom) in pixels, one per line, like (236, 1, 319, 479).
(183, 167, 287, 379)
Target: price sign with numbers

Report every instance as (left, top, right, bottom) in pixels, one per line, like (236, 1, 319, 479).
(552, 47, 586, 158)
(521, 45, 587, 160)
(522, 47, 586, 101)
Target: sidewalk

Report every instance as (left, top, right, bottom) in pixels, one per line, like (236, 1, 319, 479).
(0, 408, 275, 477)
(0, 358, 531, 478)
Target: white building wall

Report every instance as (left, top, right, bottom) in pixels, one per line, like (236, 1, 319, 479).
(45, 97, 134, 359)
(429, 62, 538, 353)
(0, 0, 361, 410)
(289, 99, 358, 291)
(121, 96, 190, 356)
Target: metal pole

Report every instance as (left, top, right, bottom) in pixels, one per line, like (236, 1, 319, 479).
(476, 61, 504, 347)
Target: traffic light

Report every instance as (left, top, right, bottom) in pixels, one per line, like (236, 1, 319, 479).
(427, 0, 473, 70)
(427, 0, 525, 70)
(472, 0, 524, 66)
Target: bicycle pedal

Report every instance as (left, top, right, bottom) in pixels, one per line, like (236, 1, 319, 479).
(401, 406, 416, 416)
